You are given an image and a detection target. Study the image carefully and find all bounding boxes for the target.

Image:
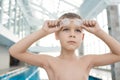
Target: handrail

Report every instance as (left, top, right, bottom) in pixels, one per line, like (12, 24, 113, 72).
(0, 67, 28, 80)
(25, 68, 39, 80)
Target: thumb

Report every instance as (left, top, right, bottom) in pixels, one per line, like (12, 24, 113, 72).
(81, 24, 91, 32)
(53, 26, 62, 32)
(81, 24, 87, 30)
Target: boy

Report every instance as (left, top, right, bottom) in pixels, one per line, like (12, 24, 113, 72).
(9, 13, 120, 80)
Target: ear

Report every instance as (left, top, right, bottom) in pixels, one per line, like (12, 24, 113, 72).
(55, 32, 59, 40)
(82, 33, 84, 40)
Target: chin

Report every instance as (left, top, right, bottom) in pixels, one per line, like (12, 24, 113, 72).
(66, 46, 78, 51)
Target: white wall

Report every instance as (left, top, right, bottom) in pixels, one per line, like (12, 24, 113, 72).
(0, 46, 10, 70)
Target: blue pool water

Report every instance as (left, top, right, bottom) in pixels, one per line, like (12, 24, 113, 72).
(9, 66, 40, 80)
(89, 76, 102, 80)
(0, 66, 40, 80)
(0, 66, 101, 80)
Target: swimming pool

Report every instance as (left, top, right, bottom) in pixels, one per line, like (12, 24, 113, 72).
(0, 66, 101, 80)
(0, 66, 40, 80)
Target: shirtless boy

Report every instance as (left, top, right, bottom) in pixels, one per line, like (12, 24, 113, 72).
(9, 13, 120, 80)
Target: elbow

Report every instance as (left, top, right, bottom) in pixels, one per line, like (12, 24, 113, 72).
(9, 47, 15, 57)
(9, 46, 26, 57)
(111, 49, 120, 56)
(9, 46, 18, 57)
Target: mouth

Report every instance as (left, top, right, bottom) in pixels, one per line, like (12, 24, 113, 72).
(67, 41, 76, 44)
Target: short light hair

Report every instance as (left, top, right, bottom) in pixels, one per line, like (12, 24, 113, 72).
(59, 12, 82, 19)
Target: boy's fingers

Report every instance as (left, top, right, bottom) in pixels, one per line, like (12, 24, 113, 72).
(44, 20, 56, 27)
(49, 20, 55, 27)
(51, 26, 61, 32)
(82, 20, 96, 27)
(55, 20, 58, 26)
(81, 24, 87, 30)
(92, 20, 96, 26)
(57, 19, 62, 26)
(89, 21, 92, 26)
(82, 19, 88, 26)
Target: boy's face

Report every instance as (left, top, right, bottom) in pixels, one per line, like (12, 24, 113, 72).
(55, 18, 84, 50)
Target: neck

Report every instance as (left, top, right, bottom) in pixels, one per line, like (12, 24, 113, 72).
(58, 49, 77, 60)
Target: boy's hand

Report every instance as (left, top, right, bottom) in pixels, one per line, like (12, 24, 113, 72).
(81, 20, 102, 34)
(42, 20, 61, 34)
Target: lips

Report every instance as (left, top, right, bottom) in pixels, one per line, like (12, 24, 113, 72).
(67, 41, 76, 44)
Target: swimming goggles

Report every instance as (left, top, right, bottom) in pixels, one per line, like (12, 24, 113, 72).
(60, 18, 83, 27)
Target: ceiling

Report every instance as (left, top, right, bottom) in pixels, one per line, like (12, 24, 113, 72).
(17, 0, 111, 27)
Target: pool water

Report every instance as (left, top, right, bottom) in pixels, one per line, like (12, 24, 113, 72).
(0, 66, 40, 80)
(0, 66, 101, 80)
(9, 66, 40, 80)
(89, 76, 102, 80)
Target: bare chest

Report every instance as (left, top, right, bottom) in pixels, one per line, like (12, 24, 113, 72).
(46, 60, 90, 80)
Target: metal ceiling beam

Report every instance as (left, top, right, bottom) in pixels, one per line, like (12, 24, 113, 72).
(17, 0, 36, 26)
(62, 0, 79, 9)
(79, 0, 111, 19)
(110, 0, 120, 5)
(30, 2, 57, 19)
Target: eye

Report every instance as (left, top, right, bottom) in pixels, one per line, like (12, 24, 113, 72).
(63, 28, 69, 31)
(75, 29, 81, 32)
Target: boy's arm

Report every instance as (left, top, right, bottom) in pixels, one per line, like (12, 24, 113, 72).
(9, 20, 61, 68)
(81, 20, 120, 67)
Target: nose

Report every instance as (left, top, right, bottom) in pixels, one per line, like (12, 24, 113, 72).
(69, 30, 76, 38)
(69, 35, 75, 38)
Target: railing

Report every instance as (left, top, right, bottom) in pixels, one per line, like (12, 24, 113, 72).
(0, 66, 40, 80)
